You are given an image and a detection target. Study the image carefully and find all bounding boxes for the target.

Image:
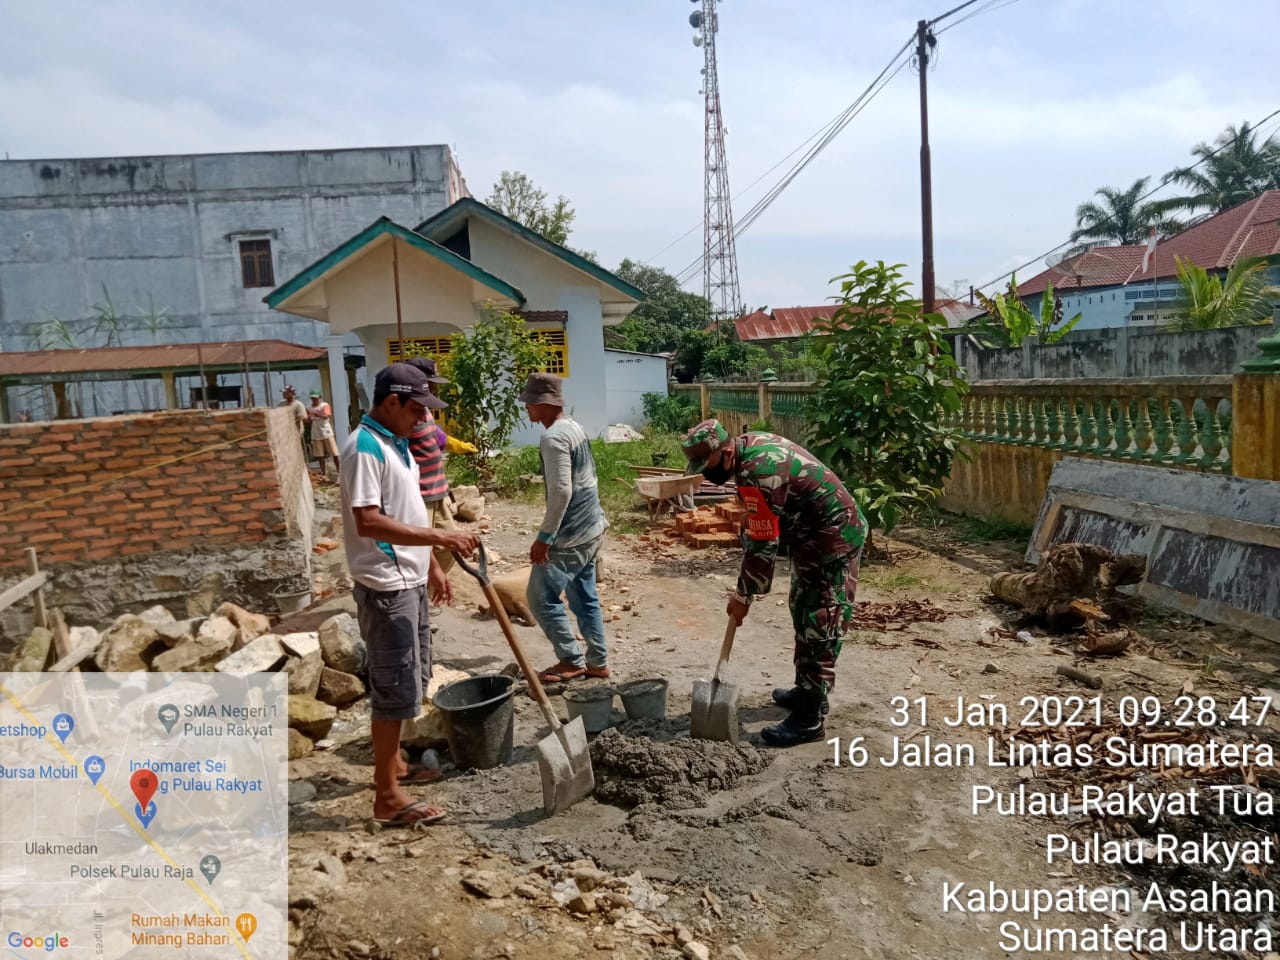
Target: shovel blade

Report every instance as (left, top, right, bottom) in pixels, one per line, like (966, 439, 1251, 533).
(690, 677, 740, 743)
(535, 716, 595, 815)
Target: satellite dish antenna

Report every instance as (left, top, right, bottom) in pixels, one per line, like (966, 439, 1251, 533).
(689, 10, 702, 27)
(1045, 249, 1069, 268)
(693, 33, 703, 46)
(723, 126, 730, 136)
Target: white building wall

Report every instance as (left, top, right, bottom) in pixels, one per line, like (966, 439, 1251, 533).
(0, 146, 463, 351)
(603, 351, 669, 426)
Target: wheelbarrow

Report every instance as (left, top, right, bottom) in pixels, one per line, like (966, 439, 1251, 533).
(615, 472, 705, 521)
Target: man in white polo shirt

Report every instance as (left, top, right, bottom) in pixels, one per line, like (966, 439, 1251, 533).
(340, 362, 479, 827)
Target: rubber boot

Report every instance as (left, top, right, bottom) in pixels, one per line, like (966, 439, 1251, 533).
(771, 686, 830, 715)
(761, 694, 826, 747)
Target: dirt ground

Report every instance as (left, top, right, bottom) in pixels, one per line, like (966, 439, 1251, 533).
(287, 494, 1279, 960)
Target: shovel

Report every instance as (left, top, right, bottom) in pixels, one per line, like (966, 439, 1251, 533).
(690, 618, 740, 743)
(452, 544, 595, 815)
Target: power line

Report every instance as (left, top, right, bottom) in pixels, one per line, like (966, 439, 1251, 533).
(673, 36, 916, 286)
(646, 37, 913, 270)
(976, 106, 1280, 292)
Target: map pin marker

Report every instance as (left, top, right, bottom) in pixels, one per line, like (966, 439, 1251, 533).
(235, 913, 257, 943)
(84, 755, 105, 786)
(135, 801, 157, 829)
(158, 704, 179, 734)
(199, 855, 221, 885)
(52, 713, 74, 744)
(130, 769, 158, 809)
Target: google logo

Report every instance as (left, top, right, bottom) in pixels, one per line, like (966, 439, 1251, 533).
(7, 931, 69, 951)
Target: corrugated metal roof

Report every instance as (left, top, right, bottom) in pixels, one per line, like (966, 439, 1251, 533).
(735, 306, 837, 341)
(1018, 189, 1280, 296)
(0, 340, 327, 378)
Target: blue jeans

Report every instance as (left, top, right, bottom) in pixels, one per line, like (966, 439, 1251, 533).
(526, 535, 607, 669)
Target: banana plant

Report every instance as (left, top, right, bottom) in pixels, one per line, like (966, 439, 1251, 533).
(971, 276, 1082, 347)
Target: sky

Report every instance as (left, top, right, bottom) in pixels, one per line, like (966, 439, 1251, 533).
(1, 0, 1276, 310)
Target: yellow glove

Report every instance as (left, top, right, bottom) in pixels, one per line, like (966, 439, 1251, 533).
(444, 435, 479, 455)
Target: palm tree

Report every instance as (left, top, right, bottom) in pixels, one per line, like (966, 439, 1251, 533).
(1156, 122, 1280, 220)
(1165, 255, 1280, 331)
(1070, 177, 1175, 246)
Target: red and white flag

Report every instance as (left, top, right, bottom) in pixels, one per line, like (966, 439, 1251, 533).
(1141, 226, 1158, 274)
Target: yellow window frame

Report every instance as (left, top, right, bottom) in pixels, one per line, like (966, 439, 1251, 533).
(384, 336, 456, 432)
(531, 328, 568, 377)
(387, 336, 454, 365)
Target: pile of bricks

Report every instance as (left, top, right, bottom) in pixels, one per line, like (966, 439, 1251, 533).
(664, 501, 744, 550)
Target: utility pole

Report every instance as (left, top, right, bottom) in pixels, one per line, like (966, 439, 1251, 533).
(916, 0, 982, 315)
(917, 18, 936, 315)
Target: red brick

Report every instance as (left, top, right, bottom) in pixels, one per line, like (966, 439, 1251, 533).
(0, 456, 36, 469)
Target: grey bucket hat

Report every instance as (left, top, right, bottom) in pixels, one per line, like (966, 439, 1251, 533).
(517, 371, 564, 407)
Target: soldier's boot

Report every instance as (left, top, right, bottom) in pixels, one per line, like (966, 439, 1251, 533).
(761, 692, 827, 748)
(771, 686, 831, 715)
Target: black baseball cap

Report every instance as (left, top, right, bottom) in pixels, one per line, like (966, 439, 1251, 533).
(406, 356, 449, 384)
(374, 363, 448, 410)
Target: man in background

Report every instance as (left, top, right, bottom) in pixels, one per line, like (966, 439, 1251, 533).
(281, 384, 308, 459)
(340, 362, 479, 826)
(306, 390, 340, 478)
(519, 372, 610, 684)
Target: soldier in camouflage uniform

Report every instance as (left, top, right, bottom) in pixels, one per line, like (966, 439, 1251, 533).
(683, 419, 866, 746)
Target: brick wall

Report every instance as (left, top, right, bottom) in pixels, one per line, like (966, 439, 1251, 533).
(0, 407, 310, 570)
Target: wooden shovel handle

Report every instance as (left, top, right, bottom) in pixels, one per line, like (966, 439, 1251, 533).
(480, 581, 562, 731)
(712, 618, 737, 683)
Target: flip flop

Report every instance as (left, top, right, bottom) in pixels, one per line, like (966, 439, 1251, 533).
(374, 799, 447, 828)
(538, 663, 586, 684)
(398, 765, 443, 785)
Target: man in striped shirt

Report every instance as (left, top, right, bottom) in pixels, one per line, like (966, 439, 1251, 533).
(405, 357, 475, 575)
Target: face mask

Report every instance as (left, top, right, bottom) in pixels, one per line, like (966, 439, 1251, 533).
(703, 460, 734, 485)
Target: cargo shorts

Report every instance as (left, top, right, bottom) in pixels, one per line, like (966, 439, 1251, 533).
(353, 582, 431, 722)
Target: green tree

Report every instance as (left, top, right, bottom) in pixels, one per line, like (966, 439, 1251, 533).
(1070, 177, 1176, 246)
(608, 259, 712, 355)
(437, 306, 549, 477)
(805, 261, 968, 538)
(486, 171, 576, 245)
(1157, 122, 1280, 220)
(1165, 255, 1280, 331)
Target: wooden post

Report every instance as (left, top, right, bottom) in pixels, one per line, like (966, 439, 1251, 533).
(25, 547, 48, 630)
(0, 380, 9, 423)
(52, 381, 71, 419)
(161, 371, 178, 409)
(319, 358, 335, 409)
(699, 381, 711, 420)
(1232, 335, 1280, 481)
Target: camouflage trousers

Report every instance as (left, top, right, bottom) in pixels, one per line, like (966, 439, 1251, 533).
(788, 550, 862, 699)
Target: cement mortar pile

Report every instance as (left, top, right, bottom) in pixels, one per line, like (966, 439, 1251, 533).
(589, 727, 772, 809)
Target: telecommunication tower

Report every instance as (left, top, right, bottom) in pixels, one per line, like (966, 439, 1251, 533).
(690, 0, 742, 329)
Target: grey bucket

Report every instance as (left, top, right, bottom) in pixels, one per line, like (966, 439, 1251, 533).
(618, 678, 669, 721)
(431, 675, 515, 770)
(563, 683, 615, 734)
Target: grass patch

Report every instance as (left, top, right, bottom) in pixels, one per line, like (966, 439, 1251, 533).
(935, 512, 1034, 545)
(446, 431, 689, 527)
(862, 570, 925, 590)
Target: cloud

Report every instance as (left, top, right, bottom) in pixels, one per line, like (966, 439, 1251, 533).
(1, 0, 1277, 309)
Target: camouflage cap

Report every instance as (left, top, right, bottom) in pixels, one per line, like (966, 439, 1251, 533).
(682, 418, 730, 475)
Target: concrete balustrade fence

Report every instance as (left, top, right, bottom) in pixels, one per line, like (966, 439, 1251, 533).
(671, 333, 1280, 525)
